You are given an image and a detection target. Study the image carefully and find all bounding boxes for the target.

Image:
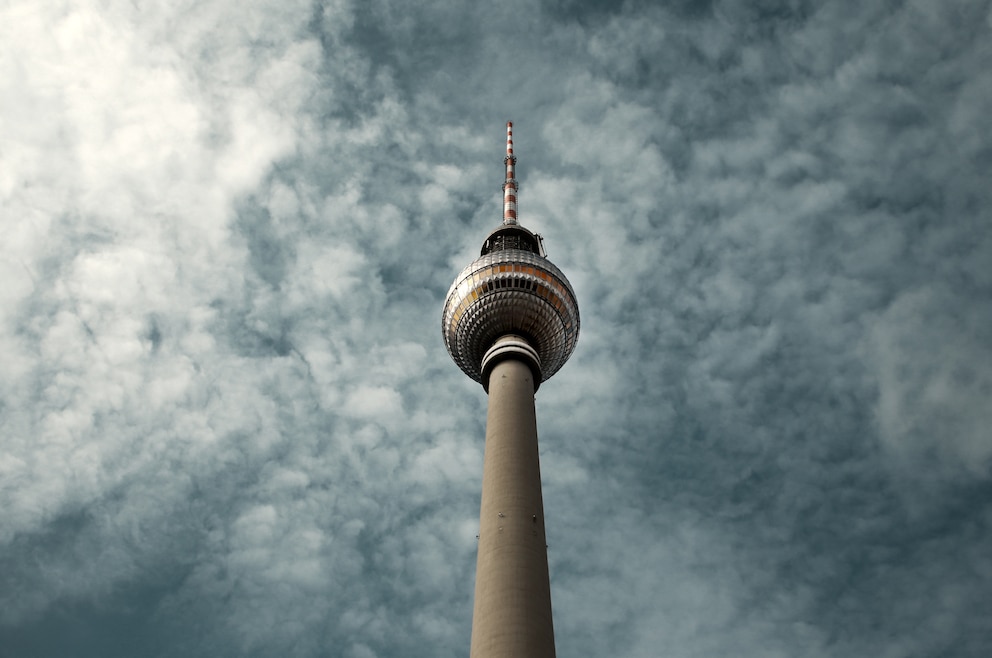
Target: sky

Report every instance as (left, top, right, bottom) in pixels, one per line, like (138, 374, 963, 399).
(1, 0, 991, 656)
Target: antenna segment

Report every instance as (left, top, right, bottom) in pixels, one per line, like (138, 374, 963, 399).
(502, 121, 518, 225)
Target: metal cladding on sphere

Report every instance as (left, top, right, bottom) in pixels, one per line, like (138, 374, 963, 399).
(442, 247, 579, 387)
(442, 122, 580, 389)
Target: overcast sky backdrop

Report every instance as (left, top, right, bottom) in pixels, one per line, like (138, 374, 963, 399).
(2, 0, 991, 656)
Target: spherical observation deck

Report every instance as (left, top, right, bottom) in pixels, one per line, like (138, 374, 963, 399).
(442, 224, 580, 388)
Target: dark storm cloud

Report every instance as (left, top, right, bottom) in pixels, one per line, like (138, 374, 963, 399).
(1, 0, 990, 656)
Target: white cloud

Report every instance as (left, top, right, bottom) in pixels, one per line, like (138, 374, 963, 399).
(1, 0, 991, 656)
(868, 285, 992, 479)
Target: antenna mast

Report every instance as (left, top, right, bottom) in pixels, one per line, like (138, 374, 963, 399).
(502, 121, 518, 226)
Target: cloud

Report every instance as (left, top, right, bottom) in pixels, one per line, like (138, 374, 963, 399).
(1, 0, 991, 656)
(868, 285, 992, 480)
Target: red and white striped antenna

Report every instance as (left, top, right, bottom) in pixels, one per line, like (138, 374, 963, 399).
(502, 121, 518, 225)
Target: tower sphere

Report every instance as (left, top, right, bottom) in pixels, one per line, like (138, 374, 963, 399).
(441, 216, 580, 389)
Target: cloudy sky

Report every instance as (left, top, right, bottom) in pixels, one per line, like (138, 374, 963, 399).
(2, 0, 991, 656)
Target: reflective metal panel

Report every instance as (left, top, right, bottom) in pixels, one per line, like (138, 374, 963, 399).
(442, 249, 580, 384)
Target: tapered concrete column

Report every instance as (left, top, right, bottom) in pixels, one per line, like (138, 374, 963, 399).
(470, 353, 555, 658)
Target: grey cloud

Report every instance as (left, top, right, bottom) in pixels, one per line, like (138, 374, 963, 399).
(1, 0, 990, 656)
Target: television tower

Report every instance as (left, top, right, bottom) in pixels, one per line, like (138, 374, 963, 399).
(442, 122, 580, 658)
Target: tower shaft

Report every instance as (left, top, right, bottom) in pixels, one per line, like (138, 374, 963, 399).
(471, 353, 556, 658)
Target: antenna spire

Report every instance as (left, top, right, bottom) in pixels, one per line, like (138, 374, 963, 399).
(502, 121, 518, 225)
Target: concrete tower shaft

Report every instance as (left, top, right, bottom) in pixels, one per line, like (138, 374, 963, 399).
(471, 349, 554, 657)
